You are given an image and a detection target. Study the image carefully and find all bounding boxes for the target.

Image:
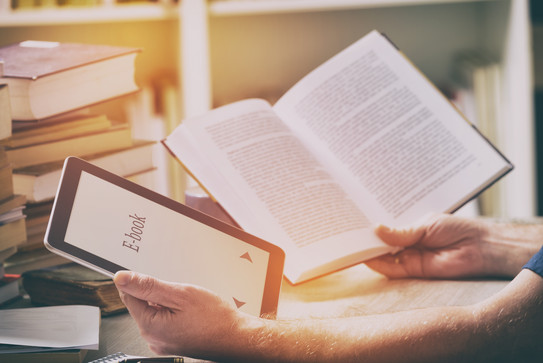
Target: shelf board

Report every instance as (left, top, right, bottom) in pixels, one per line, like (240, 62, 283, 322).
(0, 3, 178, 27)
(0, 0, 502, 26)
(208, 0, 497, 16)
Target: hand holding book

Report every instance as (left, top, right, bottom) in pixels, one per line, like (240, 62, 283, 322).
(162, 30, 512, 284)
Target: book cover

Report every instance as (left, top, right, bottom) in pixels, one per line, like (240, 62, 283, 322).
(12, 139, 155, 203)
(0, 247, 17, 264)
(0, 40, 140, 120)
(0, 84, 11, 140)
(5, 123, 133, 169)
(4, 248, 70, 275)
(0, 275, 20, 305)
(0, 41, 139, 80)
(0, 219, 26, 252)
(22, 263, 126, 316)
(0, 194, 26, 216)
(0, 162, 14, 202)
(1, 114, 112, 148)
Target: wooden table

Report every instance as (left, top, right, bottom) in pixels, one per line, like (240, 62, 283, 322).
(84, 264, 510, 362)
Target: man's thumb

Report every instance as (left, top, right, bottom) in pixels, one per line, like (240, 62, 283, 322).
(374, 224, 425, 247)
(114, 271, 164, 304)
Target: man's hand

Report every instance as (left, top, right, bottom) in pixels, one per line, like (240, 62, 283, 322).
(114, 271, 255, 360)
(366, 214, 512, 279)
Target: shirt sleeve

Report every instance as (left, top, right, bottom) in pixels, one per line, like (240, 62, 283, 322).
(523, 246, 543, 278)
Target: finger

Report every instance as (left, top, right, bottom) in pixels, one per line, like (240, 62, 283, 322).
(365, 254, 410, 278)
(374, 224, 426, 248)
(365, 249, 424, 278)
(118, 289, 155, 319)
(114, 271, 182, 308)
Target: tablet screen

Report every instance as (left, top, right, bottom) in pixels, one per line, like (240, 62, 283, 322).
(46, 157, 284, 316)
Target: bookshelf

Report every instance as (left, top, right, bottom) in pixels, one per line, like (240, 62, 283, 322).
(0, 0, 536, 218)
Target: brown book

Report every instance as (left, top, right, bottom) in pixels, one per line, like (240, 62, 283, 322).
(5, 123, 133, 169)
(22, 263, 126, 316)
(0, 219, 26, 252)
(0, 275, 21, 305)
(0, 163, 14, 202)
(0, 194, 26, 215)
(0, 84, 11, 140)
(4, 248, 70, 275)
(1, 114, 112, 148)
(0, 246, 17, 264)
(13, 139, 155, 203)
(0, 147, 7, 167)
(17, 200, 52, 252)
(0, 40, 140, 121)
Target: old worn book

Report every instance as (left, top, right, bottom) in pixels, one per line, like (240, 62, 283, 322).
(0, 247, 17, 264)
(1, 114, 112, 148)
(0, 194, 26, 216)
(0, 162, 13, 202)
(4, 248, 70, 275)
(0, 40, 139, 121)
(163, 30, 513, 284)
(0, 146, 13, 202)
(5, 123, 133, 169)
(0, 219, 26, 252)
(12, 140, 155, 203)
(0, 275, 20, 305)
(16, 200, 52, 252)
(0, 84, 11, 140)
(22, 263, 126, 316)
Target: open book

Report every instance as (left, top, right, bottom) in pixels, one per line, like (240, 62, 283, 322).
(163, 30, 512, 284)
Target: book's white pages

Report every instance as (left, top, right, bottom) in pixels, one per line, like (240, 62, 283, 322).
(164, 30, 512, 284)
(0, 305, 99, 350)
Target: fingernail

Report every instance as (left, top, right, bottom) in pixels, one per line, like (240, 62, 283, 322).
(114, 271, 131, 286)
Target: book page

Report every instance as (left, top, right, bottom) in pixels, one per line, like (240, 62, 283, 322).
(164, 99, 393, 281)
(274, 30, 511, 227)
(0, 305, 99, 349)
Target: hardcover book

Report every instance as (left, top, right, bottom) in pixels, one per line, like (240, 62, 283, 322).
(22, 263, 126, 316)
(1, 114, 112, 148)
(5, 123, 133, 169)
(162, 30, 513, 284)
(13, 140, 155, 203)
(0, 84, 11, 140)
(0, 40, 140, 121)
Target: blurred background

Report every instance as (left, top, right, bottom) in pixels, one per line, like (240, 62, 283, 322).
(0, 0, 541, 219)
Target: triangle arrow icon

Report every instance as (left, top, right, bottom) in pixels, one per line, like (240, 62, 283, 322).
(240, 252, 253, 263)
(233, 297, 246, 309)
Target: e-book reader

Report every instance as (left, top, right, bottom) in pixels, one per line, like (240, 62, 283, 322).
(45, 157, 285, 316)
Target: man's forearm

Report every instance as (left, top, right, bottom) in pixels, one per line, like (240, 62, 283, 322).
(228, 305, 478, 362)
(224, 270, 543, 363)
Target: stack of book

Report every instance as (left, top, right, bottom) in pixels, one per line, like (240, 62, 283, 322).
(22, 263, 126, 316)
(0, 40, 157, 274)
(0, 82, 27, 305)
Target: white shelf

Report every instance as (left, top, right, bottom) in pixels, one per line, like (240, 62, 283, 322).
(208, 0, 496, 16)
(0, 0, 497, 27)
(0, 3, 177, 27)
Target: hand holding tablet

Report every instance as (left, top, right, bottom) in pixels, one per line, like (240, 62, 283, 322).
(45, 157, 285, 316)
